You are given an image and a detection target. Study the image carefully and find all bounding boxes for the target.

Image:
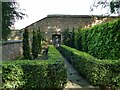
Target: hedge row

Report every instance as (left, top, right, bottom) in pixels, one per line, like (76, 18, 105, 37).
(75, 19, 120, 60)
(59, 45, 120, 87)
(2, 45, 67, 89)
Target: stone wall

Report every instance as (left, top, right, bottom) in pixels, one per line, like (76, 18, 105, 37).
(22, 15, 119, 43)
(2, 40, 23, 60)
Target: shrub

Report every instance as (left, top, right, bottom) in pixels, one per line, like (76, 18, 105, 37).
(37, 27, 42, 52)
(62, 28, 71, 46)
(62, 28, 76, 48)
(22, 28, 31, 60)
(32, 31, 39, 59)
(59, 45, 120, 87)
(71, 27, 75, 48)
(2, 45, 67, 89)
(75, 19, 120, 60)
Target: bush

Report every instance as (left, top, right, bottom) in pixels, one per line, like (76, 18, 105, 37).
(75, 19, 120, 60)
(62, 27, 76, 48)
(2, 45, 67, 89)
(59, 45, 120, 87)
(32, 31, 39, 59)
(62, 28, 71, 46)
(22, 28, 31, 60)
(37, 27, 42, 52)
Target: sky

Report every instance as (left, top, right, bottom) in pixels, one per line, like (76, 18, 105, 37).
(14, 0, 110, 29)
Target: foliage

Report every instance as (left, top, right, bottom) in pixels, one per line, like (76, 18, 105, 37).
(59, 45, 120, 87)
(74, 28, 82, 50)
(32, 31, 39, 59)
(2, 1, 26, 40)
(62, 28, 76, 48)
(90, 0, 120, 15)
(75, 19, 120, 60)
(37, 27, 42, 52)
(22, 28, 31, 60)
(2, 45, 67, 89)
(62, 28, 71, 46)
(71, 27, 75, 48)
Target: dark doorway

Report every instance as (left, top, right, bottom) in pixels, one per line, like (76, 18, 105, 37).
(52, 34, 61, 47)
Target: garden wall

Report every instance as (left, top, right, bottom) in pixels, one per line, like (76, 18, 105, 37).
(22, 15, 118, 43)
(2, 40, 23, 60)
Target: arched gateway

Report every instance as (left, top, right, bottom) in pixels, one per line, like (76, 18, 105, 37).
(52, 34, 61, 47)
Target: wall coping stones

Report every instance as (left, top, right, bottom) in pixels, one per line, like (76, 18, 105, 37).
(1, 40, 22, 45)
(47, 14, 119, 18)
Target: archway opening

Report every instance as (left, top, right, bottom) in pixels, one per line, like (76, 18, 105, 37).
(52, 34, 61, 47)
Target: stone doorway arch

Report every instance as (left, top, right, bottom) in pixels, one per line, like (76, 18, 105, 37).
(52, 34, 61, 47)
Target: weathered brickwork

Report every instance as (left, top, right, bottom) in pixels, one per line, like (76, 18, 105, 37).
(2, 40, 23, 60)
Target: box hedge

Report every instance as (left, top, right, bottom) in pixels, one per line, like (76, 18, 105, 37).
(75, 19, 120, 60)
(59, 45, 120, 88)
(2, 45, 67, 89)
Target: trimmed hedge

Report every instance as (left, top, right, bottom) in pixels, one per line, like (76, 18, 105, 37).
(59, 45, 120, 87)
(2, 45, 67, 89)
(75, 19, 120, 60)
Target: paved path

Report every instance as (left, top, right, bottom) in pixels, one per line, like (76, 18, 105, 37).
(63, 58, 95, 89)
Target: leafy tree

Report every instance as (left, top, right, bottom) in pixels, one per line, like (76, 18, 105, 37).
(22, 28, 31, 60)
(32, 31, 39, 59)
(110, 0, 120, 14)
(2, 1, 26, 40)
(90, 0, 120, 15)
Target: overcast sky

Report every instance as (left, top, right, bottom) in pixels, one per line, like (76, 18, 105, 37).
(14, 0, 110, 29)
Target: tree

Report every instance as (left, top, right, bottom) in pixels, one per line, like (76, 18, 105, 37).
(62, 28, 71, 46)
(37, 27, 42, 53)
(71, 27, 75, 48)
(2, 1, 26, 40)
(32, 31, 39, 59)
(22, 28, 31, 60)
(90, 0, 120, 15)
(110, 0, 120, 14)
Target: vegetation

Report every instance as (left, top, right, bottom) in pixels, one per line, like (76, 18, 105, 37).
(71, 27, 75, 48)
(62, 28, 71, 46)
(59, 45, 120, 88)
(75, 19, 120, 60)
(90, 0, 120, 15)
(32, 31, 39, 59)
(22, 28, 31, 60)
(75, 28, 82, 50)
(2, 1, 26, 40)
(2, 46, 67, 89)
(37, 27, 42, 52)
(62, 28, 75, 48)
